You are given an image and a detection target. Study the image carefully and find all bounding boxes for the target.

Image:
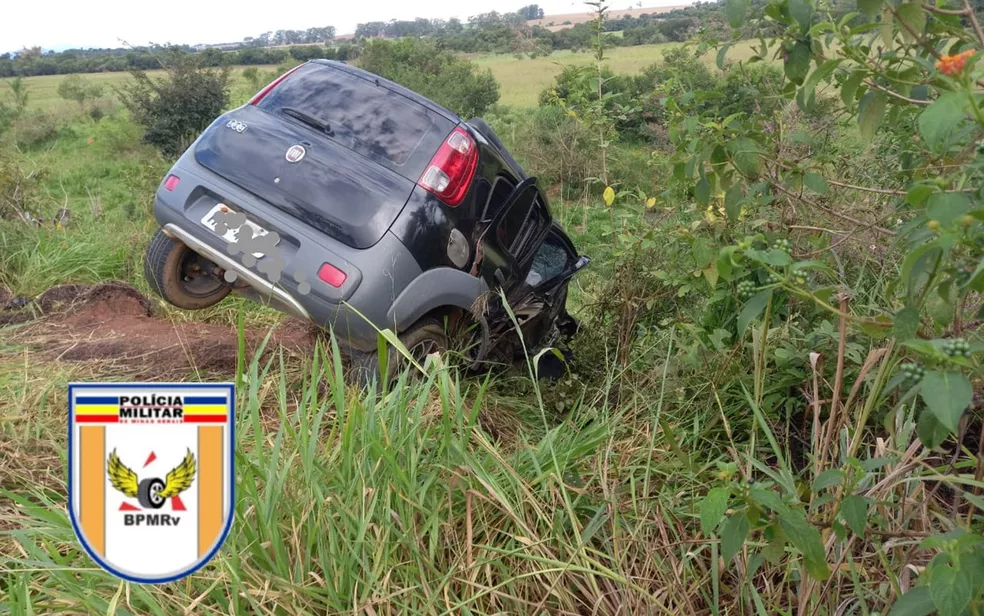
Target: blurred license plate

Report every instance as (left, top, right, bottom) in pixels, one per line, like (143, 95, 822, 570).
(201, 203, 276, 259)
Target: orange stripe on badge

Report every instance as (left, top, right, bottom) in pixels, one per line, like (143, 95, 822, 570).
(198, 425, 224, 558)
(79, 425, 105, 556)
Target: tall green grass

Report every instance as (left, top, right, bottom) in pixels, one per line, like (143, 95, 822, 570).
(1, 327, 726, 614)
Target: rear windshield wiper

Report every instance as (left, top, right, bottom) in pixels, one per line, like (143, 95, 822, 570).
(281, 107, 333, 136)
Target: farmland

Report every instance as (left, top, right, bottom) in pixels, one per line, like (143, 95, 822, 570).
(9, 42, 762, 109)
(2, 10, 984, 616)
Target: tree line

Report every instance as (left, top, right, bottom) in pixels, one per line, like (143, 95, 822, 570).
(0, 2, 742, 78)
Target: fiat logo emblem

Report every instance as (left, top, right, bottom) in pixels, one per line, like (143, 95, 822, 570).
(285, 145, 306, 163)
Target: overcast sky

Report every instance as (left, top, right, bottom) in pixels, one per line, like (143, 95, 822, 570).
(1, 1, 681, 52)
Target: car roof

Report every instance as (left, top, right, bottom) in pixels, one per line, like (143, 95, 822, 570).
(309, 59, 462, 125)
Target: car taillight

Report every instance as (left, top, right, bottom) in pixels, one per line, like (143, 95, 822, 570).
(163, 175, 180, 191)
(318, 263, 347, 288)
(418, 127, 478, 207)
(248, 63, 304, 106)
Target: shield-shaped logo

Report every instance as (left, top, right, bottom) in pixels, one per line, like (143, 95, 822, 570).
(68, 383, 235, 583)
(285, 144, 306, 163)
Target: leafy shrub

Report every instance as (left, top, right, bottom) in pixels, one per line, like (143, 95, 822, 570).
(241, 67, 263, 92)
(11, 110, 59, 148)
(485, 104, 600, 192)
(538, 64, 638, 108)
(718, 62, 784, 117)
(118, 51, 230, 156)
(358, 39, 500, 118)
(0, 150, 43, 220)
(0, 76, 30, 137)
(636, 47, 719, 96)
(57, 74, 104, 111)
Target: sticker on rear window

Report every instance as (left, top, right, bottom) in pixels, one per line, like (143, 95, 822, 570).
(225, 120, 247, 134)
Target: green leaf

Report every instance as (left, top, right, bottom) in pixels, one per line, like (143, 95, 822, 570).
(858, 91, 887, 144)
(725, 184, 744, 221)
(700, 487, 730, 535)
(693, 238, 715, 266)
(717, 246, 738, 280)
(779, 510, 831, 580)
(727, 137, 762, 177)
(703, 265, 720, 289)
(895, 2, 926, 42)
(840, 495, 869, 537)
(749, 487, 788, 512)
(720, 514, 750, 564)
(738, 290, 772, 334)
(919, 92, 968, 151)
(926, 192, 971, 226)
(746, 248, 793, 266)
(892, 306, 921, 341)
(919, 371, 971, 433)
(964, 256, 984, 291)
(841, 69, 865, 108)
(930, 565, 972, 616)
(717, 44, 732, 70)
(906, 184, 936, 207)
(888, 587, 936, 616)
(881, 6, 895, 47)
(695, 177, 710, 206)
(812, 469, 844, 492)
(784, 41, 812, 86)
(727, 0, 749, 28)
(858, 0, 882, 18)
(789, 0, 814, 30)
(902, 339, 938, 357)
(803, 172, 828, 195)
(901, 242, 941, 298)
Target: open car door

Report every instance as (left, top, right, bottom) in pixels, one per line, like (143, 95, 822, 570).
(478, 177, 553, 295)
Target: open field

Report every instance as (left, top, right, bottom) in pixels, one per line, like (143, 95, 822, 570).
(472, 41, 760, 106)
(528, 5, 692, 31)
(5, 42, 762, 111)
(3, 65, 280, 112)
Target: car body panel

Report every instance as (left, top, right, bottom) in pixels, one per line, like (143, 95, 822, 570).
(149, 60, 588, 358)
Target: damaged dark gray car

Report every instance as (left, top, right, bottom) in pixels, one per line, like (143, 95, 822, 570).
(144, 59, 589, 382)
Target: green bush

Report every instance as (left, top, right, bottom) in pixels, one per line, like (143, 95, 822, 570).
(57, 74, 104, 111)
(538, 64, 638, 108)
(486, 104, 600, 192)
(11, 110, 59, 148)
(358, 39, 500, 118)
(118, 51, 230, 156)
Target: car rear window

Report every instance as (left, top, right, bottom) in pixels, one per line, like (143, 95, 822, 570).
(257, 63, 445, 175)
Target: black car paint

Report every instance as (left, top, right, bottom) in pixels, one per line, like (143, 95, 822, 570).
(153, 59, 587, 357)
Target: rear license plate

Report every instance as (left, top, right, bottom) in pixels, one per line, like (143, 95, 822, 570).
(200, 203, 277, 259)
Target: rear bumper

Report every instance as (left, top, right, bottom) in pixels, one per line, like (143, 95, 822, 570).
(162, 223, 311, 321)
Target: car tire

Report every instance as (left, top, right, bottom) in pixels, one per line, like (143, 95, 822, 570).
(144, 228, 231, 310)
(350, 318, 448, 389)
(137, 477, 166, 509)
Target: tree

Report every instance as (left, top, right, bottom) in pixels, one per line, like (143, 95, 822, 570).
(118, 49, 230, 156)
(469, 11, 503, 27)
(56, 74, 104, 111)
(518, 4, 546, 20)
(358, 39, 500, 118)
(355, 21, 387, 39)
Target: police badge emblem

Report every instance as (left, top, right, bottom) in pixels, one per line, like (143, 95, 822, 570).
(68, 383, 235, 583)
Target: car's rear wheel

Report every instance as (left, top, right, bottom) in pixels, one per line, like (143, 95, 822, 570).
(350, 318, 448, 389)
(144, 228, 231, 310)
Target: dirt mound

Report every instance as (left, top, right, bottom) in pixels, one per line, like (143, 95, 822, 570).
(9, 282, 322, 378)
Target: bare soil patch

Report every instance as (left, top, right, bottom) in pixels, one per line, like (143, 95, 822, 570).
(3, 282, 321, 378)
